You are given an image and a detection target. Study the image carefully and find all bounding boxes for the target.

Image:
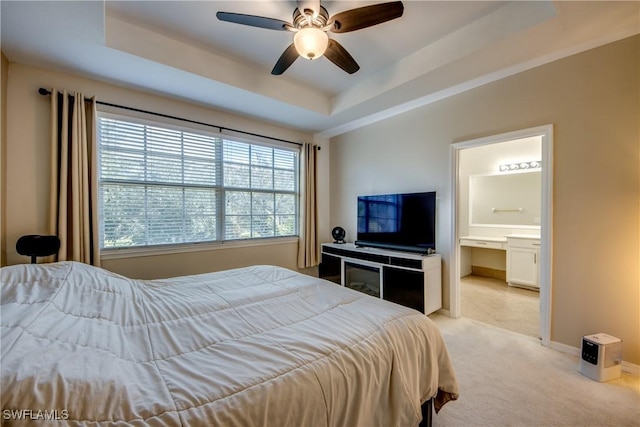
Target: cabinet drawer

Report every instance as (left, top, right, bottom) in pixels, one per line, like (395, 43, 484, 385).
(506, 238, 541, 249)
(460, 239, 505, 250)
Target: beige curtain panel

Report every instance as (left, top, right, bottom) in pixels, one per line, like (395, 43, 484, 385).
(48, 89, 100, 266)
(297, 142, 319, 269)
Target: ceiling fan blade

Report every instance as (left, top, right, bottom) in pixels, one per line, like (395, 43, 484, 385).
(330, 1, 404, 33)
(297, 0, 321, 18)
(324, 39, 360, 74)
(216, 12, 291, 31)
(272, 44, 299, 75)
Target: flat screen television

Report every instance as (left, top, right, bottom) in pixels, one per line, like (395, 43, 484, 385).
(355, 191, 436, 254)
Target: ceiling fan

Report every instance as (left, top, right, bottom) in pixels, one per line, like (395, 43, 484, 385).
(216, 0, 404, 75)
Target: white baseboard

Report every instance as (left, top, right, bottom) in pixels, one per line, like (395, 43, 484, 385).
(622, 361, 640, 376)
(550, 340, 640, 375)
(549, 340, 580, 356)
(435, 308, 451, 317)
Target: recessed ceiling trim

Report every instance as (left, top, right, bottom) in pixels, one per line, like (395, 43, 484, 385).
(317, 23, 639, 139)
(105, 13, 332, 116)
(2, 1, 638, 138)
(331, 1, 558, 116)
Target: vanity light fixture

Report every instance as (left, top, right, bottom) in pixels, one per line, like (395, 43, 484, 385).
(499, 160, 541, 172)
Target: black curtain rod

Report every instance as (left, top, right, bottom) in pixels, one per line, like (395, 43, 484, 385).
(38, 88, 305, 147)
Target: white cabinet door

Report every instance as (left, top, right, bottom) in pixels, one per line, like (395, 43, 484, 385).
(507, 248, 539, 288)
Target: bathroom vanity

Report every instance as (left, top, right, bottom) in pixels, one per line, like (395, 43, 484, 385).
(460, 234, 541, 290)
(460, 169, 542, 290)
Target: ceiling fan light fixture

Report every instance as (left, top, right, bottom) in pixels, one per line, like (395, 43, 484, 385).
(293, 27, 328, 60)
(217, 1, 404, 74)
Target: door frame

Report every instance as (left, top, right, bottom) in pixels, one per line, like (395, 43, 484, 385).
(449, 124, 554, 346)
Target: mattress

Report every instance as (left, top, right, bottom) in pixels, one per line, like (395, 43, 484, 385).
(1, 262, 458, 426)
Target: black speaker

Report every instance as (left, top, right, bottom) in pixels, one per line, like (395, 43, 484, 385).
(331, 227, 346, 244)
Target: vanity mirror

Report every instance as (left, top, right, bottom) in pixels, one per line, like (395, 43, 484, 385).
(469, 171, 541, 227)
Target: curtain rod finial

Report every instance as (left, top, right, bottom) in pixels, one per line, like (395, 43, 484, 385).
(38, 88, 51, 96)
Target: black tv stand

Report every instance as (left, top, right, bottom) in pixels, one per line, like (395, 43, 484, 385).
(319, 243, 442, 315)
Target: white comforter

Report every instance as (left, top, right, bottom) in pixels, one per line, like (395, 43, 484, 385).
(1, 262, 458, 426)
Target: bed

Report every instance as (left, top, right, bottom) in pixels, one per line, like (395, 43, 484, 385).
(1, 261, 458, 426)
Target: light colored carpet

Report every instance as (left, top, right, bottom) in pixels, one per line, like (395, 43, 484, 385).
(428, 314, 640, 427)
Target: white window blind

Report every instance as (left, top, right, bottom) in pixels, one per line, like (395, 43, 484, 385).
(98, 114, 299, 249)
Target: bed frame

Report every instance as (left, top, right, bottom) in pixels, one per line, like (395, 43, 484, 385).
(419, 398, 433, 427)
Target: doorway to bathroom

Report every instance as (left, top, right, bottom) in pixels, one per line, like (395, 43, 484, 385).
(449, 125, 553, 346)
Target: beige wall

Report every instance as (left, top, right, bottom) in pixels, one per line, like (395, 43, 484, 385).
(1, 52, 8, 267)
(330, 35, 640, 364)
(3, 63, 317, 277)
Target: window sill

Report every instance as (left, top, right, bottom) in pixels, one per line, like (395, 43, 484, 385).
(100, 237, 299, 260)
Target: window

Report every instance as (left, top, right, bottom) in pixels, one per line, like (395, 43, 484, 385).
(97, 114, 299, 250)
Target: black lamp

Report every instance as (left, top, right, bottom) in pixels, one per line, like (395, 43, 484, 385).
(16, 235, 61, 264)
